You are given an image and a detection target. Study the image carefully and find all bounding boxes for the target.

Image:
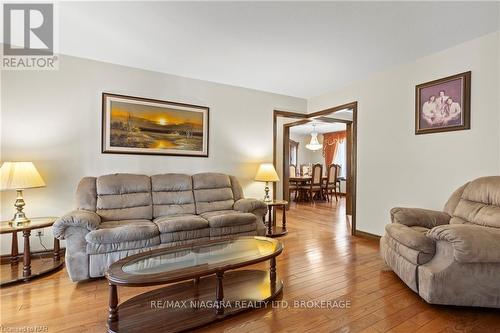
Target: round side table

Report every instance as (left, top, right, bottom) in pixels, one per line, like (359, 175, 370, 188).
(264, 200, 288, 237)
(0, 217, 63, 286)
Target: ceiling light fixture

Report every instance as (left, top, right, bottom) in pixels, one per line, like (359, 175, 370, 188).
(306, 124, 322, 151)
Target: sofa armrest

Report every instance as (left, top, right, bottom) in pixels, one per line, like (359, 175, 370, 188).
(234, 198, 267, 218)
(53, 210, 101, 240)
(427, 224, 500, 263)
(390, 207, 450, 229)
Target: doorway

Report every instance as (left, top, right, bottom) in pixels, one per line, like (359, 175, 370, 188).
(272, 102, 358, 235)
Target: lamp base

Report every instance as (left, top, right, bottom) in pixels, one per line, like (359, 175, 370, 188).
(263, 182, 272, 202)
(9, 190, 31, 227)
(10, 214, 30, 227)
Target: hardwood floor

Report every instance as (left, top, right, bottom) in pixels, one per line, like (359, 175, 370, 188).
(1, 199, 499, 332)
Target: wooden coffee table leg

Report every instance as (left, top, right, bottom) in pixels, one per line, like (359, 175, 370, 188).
(22, 230, 31, 277)
(282, 205, 287, 231)
(54, 238, 60, 261)
(11, 231, 19, 265)
(270, 257, 277, 294)
(215, 272, 224, 315)
(108, 282, 119, 323)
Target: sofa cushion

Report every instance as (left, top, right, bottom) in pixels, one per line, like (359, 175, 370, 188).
(86, 220, 159, 244)
(380, 236, 419, 292)
(153, 214, 208, 233)
(201, 210, 256, 228)
(385, 223, 435, 256)
(96, 174, 152, 221)
(85, 220, 160, 254)
(193, 173, 235, 214)
(383, 232, 434, 265)
(160, 229, 210, 244)
(209, 224, 257, 238)
(151, 174, 196, 218)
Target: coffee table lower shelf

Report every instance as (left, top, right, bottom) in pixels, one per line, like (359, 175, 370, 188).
(107, 269, 283, 333)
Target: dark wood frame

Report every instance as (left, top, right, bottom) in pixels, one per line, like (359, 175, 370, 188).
(415, 71, 471, 135)
(101, 93, 210, 157)
(289, 139, 299, 166)
(272, 101, 358, 236)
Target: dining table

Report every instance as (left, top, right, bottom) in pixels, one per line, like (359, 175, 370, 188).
(289, 176, 346, 202)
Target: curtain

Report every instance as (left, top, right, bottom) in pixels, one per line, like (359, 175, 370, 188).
(333, 141, 347, 178)
(322, 131, 347, 166)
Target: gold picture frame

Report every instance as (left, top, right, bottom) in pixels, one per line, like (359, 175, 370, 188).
(102, 93, 209, 157)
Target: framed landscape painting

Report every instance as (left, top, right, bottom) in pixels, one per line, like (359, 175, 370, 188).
(102, 93, 209, 157)
(415, 71, 470, 135)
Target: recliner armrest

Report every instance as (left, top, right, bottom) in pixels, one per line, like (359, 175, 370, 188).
(234, 198, 267, 217)
(53, 210, 101, 240)
(390, 207, 450, 229)
(427, 224, 500, 263)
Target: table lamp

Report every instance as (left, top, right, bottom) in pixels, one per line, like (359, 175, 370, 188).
(0, 162, 46, 226)
(255, 163, 280, 202)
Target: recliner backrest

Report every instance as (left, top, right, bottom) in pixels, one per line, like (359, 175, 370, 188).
(151, 174, 195, 218)
(446, 176, 500, 228)
(95, 174, 152, 221)
(192, 173, 235, 214)
(75, 172, 245, 219)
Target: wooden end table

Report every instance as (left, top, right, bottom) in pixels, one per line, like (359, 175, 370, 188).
(0, 217, 64, 286)
(265, 200, 288, 237)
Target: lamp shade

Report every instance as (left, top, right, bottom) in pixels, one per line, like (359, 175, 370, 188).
(255, 163, 280, 182)
(0, 162, 46, 190)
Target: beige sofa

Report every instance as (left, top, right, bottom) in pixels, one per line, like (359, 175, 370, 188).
(53, 173, 267, 282)
(380, 176, 500, 308)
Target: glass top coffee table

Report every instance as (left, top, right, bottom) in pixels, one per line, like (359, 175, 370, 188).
(105, 236, 283, 333)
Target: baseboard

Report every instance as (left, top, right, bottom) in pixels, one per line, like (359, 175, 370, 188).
(0, 248, 65, 265)
(354, 230, 381, 240)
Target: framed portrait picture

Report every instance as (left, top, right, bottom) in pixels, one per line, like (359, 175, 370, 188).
(415, 71, 470, 135)
(102, 93, 209, 157)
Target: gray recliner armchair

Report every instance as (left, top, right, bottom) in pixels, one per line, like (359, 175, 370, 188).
(380, 176, 500, 308)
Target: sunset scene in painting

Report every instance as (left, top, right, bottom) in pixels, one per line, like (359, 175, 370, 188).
(109, 100, 205, 151)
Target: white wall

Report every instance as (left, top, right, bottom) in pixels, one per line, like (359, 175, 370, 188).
(308, 32, 500, 236)
(289, 132, 324, 167)
(0, 55, 306, 253)
(498, 31, 500, 173)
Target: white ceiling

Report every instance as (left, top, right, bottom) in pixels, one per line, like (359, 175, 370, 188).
(56, 2, 499, 98)
(291, 122, 346, 135)
(311, 109, 353, 121)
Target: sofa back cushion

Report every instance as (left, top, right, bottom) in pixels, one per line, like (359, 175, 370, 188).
(151, 174, 195, 218)
(450, 176, 500, 228)
(229, 175, 244, 201)
(75, 177, 97, 211)
(193, 173, 235, 214)
(96, 174, 152, 221)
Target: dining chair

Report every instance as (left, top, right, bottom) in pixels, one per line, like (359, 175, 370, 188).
(323, 164, 338, 202)
(334, 164, 342, 200)
(300, 163, 323, 202)
(289, 164, 298, 200)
